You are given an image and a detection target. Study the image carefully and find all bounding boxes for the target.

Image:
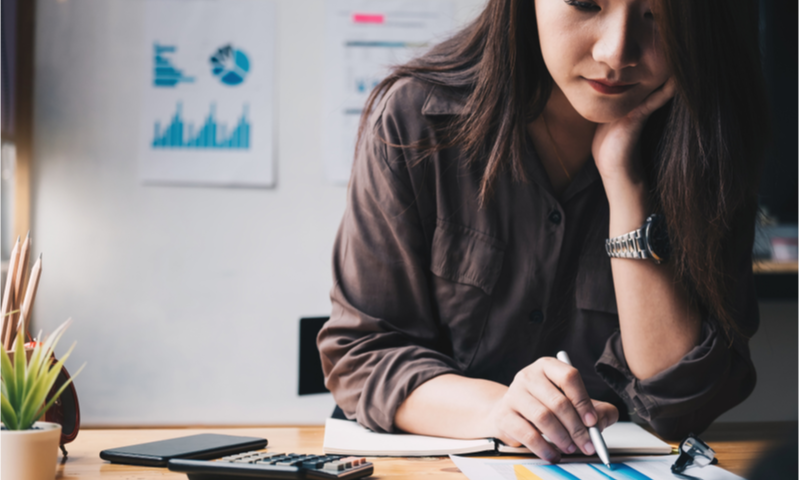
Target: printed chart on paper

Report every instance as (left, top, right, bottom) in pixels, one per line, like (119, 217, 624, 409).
(140, 0, 275, 187)
(450, 455, 746, 480)
(322, 0, 455, 184)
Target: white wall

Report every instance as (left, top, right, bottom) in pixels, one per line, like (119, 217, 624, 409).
(31, 0, 797, 427)
(32, 0, 486, 426)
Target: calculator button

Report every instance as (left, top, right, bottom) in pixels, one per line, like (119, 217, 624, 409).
(323, 461, 346, 471)
(341, 456, 363, 467)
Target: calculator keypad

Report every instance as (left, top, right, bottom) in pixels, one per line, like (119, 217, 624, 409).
(176, 450, 374, 479)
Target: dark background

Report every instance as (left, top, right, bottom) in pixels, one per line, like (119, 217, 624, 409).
(758, 0, 798, 224)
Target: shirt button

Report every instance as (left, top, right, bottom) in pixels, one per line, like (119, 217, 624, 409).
(548, 210, 562, 225)
(529, 310, 544, 324)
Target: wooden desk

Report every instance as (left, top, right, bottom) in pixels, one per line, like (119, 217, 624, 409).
(57, 422, 795, 479)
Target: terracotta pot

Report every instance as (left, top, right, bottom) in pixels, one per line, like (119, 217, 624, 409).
(1, 421, 62, 480)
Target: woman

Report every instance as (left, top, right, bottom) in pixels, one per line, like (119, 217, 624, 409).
(318, 0, 768, 463)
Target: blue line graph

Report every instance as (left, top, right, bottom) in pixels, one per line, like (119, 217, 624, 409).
(152, 103, 250, 150)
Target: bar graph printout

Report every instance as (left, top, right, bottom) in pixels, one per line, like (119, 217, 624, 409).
(322, 0, 455, 184)
(140, 0, 275, 187)
(152, 103, 250, 150)
(450, 455, 746, 480)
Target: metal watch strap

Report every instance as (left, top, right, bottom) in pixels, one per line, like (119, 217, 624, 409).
(605, 227, 651, 259)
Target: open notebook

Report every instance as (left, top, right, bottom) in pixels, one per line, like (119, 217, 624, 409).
(323, 418, 673, 457)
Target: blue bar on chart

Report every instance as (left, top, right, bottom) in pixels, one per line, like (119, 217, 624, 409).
(153, 44, 195, 87)
(151, 103, 251, 150)
(512, 463, 655, 480)
(588, 464, 651, 480)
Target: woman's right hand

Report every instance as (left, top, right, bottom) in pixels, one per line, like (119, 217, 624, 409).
(487, 357, 619, 463)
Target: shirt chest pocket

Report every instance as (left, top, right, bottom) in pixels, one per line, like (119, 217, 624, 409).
(429, 219, 505, 369)
(576, 251, 618, 315)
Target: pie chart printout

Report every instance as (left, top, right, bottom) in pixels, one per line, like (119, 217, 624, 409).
(210, 45, 250, 86)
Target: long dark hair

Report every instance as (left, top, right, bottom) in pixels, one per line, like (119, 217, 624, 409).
(357, 0, 769, 337)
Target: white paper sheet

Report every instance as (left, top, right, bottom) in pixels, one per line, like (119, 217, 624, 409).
(450, 455, 747, 480)
(323, 418, 496, 456)
(323, 418, 672, 457)
(322, 0, 455, 184)
(499, 422, 671, 455)
(140, 0, 276, 187)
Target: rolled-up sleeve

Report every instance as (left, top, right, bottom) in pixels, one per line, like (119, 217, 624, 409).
(317, 85, 460, 433)
(595, 218, 759, 440)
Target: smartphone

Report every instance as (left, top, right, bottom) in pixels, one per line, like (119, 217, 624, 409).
(99, 433, 267, 467)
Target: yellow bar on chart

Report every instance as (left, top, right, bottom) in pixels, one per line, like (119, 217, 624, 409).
(514, 464, 546, 480)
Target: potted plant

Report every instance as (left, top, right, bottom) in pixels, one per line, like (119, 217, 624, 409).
(1, 319, 83, 480)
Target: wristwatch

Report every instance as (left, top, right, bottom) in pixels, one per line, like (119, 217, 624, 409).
(605, 214, 670, 264)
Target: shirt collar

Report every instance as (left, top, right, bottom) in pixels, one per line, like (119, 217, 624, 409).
(422, 84, 601, 200)
(524, 134, 602, 203)
(421, 85, 467, 115)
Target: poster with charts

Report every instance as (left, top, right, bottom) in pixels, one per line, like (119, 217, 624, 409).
(139, 0, 275, 187)
(322, 0, 455, 184)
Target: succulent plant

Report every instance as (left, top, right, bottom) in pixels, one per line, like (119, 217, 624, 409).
(1, 318, 84, 430)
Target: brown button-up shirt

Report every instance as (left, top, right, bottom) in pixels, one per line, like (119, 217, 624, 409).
(318, 78, 758, 440)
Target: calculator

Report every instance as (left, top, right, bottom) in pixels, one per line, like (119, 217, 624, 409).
(168, 451, 374, 479)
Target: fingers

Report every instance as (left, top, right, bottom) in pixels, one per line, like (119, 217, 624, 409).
(507, 388, 579, 455)
(497, 411, 562, 463)
(494, 360, 621, 463)
(592, 400, 620, 431)
(632, 76, 677, 122)
(525, 376, 595, 456)
(542, 359, 599, 428)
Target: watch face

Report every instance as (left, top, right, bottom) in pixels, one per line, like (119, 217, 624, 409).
(646, 214, 671, 262)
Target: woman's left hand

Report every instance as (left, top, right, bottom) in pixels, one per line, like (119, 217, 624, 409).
(592, 77, 677, 184)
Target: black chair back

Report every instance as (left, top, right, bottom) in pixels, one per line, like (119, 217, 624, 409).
(298, 316, 330, 395)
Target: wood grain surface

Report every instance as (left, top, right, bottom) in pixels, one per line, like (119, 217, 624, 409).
(55, 422, 796, 479)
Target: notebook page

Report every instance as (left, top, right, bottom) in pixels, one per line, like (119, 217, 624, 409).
(497, 422, 673, 455)
(323, 418, 496, 456)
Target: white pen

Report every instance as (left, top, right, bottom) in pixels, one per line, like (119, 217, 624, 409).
(556, 351, 611, 469)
